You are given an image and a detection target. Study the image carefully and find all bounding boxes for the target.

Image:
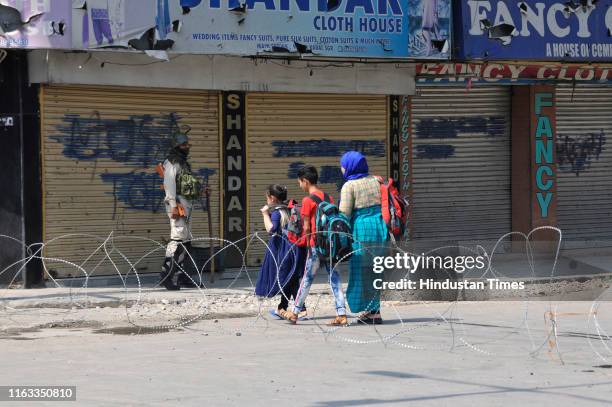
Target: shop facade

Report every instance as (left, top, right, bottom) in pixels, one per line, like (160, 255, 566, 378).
(39, 84, 221, 277)
(12, 0, 612, 282)
(555, 84, 612, 242)
(402, 0, 612, 246)
(30, 51, 416, 274)
(406, 65, 612, 246)
(0, 0, 453, 280)
(408, 85, 513, 242)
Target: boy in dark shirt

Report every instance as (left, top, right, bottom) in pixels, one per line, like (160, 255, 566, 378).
(283, 165, 348, 326)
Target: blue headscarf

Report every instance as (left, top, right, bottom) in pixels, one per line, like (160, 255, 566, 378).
(340, 151, 369, 181)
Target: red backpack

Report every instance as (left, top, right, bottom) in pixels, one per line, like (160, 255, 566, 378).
(375, 176, 409, 240)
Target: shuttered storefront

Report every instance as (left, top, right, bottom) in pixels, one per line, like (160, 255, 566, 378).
(411, 86, 512, 242)
(41, 85, 220, 278)
(246, 93, 388, 265)
(556, 84, 612, 242)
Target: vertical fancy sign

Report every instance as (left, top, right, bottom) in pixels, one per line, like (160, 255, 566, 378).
(531, 87, 557, 230)
(222, 92, 247, 267)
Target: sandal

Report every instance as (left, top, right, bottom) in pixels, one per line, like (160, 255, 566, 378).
(269, 309, 283, 320)
(327, 315, 348, 326)
(282, 310, 298, 324)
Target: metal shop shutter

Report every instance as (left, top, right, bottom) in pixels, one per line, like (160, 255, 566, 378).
(411, 86, 512, 242)
(41, 85, 220, 278)
(246, 93, 388, 266)
(556, 84, 612, 242)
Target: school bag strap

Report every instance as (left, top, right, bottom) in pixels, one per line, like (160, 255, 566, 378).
(379, 183, 391, 225)
(372, 175, 390, 224)
(268, 204, 289, 212)
(308, 192, 330, 205)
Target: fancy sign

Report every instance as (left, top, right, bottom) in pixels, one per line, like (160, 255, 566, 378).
(533, 92, 556, 220)
(455, 0, 612, 60)
(416, 63, 612, 83)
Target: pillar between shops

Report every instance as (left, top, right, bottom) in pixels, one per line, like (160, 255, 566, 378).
(0, 51, 43, 287)
(511, 85, 558, 243)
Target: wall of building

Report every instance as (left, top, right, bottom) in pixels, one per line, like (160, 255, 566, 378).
(29, 50, 415, 95)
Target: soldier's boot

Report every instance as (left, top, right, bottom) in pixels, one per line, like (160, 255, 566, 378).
(159, 257, 180, 291)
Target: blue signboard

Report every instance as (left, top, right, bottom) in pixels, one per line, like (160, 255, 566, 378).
(75, 0, 451, 59)
(454, 0, 612, 61)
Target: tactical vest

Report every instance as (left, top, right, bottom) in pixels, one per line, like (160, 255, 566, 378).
(176, 167, 201, 201)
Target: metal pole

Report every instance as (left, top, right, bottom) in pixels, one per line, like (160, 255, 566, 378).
(205, 187, 215, 283)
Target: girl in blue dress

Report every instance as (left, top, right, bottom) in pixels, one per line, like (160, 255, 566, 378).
(255, 185, 307, 318)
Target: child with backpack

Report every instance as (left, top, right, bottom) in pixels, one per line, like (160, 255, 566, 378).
(282, 165, 349, 326)
(255, 185, 307, 319)
(338, 151, 389, 324)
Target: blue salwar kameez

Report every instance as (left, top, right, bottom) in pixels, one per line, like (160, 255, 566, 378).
(346, 205, 388, 313)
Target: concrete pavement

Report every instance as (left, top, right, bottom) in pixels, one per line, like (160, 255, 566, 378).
(1, 297, 612, 406)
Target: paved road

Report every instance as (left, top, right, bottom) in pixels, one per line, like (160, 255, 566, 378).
(1, 300, 612, 406)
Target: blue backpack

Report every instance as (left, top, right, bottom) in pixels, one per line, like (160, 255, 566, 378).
(309, 193, 353, 264)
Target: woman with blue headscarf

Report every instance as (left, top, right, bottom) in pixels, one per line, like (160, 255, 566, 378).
(339, 151, 388, 324)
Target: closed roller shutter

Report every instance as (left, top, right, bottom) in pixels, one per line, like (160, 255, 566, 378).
(556, 84, 612, 242)
(41, 85, 220, 278)
(246, 93, 388, 265)
(411, 86, 511, 241)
